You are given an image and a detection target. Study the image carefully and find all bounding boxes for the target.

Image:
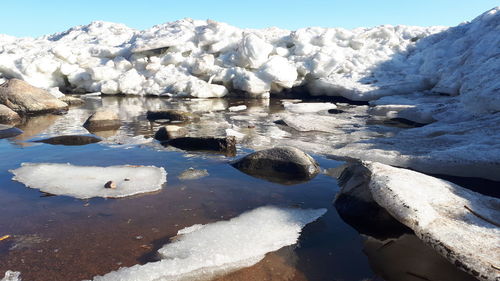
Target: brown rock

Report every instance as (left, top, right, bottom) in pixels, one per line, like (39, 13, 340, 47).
(154, 125, 188, 141)
(0, 79, 68, 114)
(0, 104, 21, 124)
(59, 96, 85, 106)
(167, 136, 236, 156)
(83, 110, 121, 132)
(146, 110, 199, 123)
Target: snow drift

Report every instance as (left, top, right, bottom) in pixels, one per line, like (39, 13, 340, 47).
(0, 8, 498, 114)
(90, 206, 326, 281)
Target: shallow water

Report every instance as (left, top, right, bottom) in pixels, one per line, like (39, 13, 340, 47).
(0, 97, 478, 281)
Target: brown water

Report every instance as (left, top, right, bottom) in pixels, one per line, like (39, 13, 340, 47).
(0, 97, 478, 281)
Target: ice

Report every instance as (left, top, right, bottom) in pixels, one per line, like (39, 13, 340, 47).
(362, 162, 500, 281)
(0, 271, 20, 281)
(10, 163, 167, 199)
(91, 206, 326, 281)
(283, 102, 337, 113)
(228, 105, 247, 112)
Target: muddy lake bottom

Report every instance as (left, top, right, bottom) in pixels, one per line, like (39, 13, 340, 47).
(0, 97, 479, 281)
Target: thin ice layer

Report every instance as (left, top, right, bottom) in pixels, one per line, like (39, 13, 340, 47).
(91, 206, 326, 281)
(10, 163, 167, 199)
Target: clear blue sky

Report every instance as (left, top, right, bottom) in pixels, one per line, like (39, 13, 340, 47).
(1, 0, 498, 37)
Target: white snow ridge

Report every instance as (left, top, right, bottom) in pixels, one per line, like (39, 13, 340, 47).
(10, 163, 167, 199)
(90, 206, 326, 281)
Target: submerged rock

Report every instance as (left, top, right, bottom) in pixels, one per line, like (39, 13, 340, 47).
(0, 125, 23, 139)
(10, 163, 167, 199)
(154, 125, 188, 141)
(167, 136, 236, 156)
(33, 135, 102, 146)
(83, 109, 121, 131)
(146, 110, 199, 122)
(231, 146, 319, 184)
(0, 105, 21, 124)
(178, 168, 209, 180)
(348, 161, 500, 281)
(0, 79, 68, 114)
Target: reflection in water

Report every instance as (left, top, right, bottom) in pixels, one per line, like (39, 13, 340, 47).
(364, 234, 478, 281)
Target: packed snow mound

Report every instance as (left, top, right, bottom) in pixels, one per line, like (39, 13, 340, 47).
(0, 8, 496, 112)
(361, 162, 500, 281)
(10, 163, 167, 199)
(91, 206, 326, 281)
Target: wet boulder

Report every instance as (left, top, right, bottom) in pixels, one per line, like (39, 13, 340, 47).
(167, 136, 236, 156)
(33, 135, 102, 146)
(0, 104, 21, 124)
(0, 124, 23, 139)
(154, 125, 188, 141)
(59, 96, 85, 106)
(83, 110, 121, 132)
(146, 110, 199, 123)
(0, 79, 68, 114)
(231, 146, 319, 184)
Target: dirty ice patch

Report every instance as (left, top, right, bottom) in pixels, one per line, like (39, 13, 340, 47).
(10, 163, 167, 199)
(91, 206, 326, 281)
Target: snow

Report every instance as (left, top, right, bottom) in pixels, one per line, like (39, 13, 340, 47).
(0, 7, 496, 113)
(0, 271, 20, 281)
(362, 162, 500, 281)
(10, 163, 167, 199)
(228, 105, 247, 112)
(90, 206, 326, 281)
(283, 102, 337, 113)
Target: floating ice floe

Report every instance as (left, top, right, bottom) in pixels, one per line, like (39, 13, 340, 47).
(351, 162, 500, 281)
(90, 206, 326, 281)
(10, 163, 167, 199)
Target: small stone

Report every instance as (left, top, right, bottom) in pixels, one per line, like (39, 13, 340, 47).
(104, 181, 116, 189)
(83, 109, 121, 132)
(167, 136, 236, 156)
(146, 110, 199, 123)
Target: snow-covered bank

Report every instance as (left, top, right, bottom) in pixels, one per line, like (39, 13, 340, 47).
(0, 8, 497, 113)
(10, 163, 167, 199)
(338, 162, 500, 281)
(90, 206, 326, 281)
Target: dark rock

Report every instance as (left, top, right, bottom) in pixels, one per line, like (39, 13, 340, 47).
(146, 110, 199, 123)
(231, 146, 320, 184)
(33, 135, 102, 146)
(83, 110, 121, 132)
(334, 162, 411, 240)
(167, 136, 236, 156)
(154, 125, 188, 141)
(0, 79, 68, 114)
(0, 124, 23, 139)
(328, 108, 345, 114)
(104, 181, 116, 189)
(0, 104, 21, 124)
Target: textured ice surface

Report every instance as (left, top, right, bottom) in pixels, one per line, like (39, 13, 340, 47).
(10, 163, 167, 199)
(363, 162, 500, 281)
(0, 271, 20, 281)
(91, 206, 326, 281)
(0, 8, 497, 114)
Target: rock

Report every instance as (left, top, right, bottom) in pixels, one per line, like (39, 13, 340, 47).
(167, 136, 236, 156)
(83, 110, 121, 131)
(146, 110, 199, 123)
(59, 96, 85, 106)
(334, 163, 412, 240)
(0, 79, 68, 114)
(231, 146, 319, 184)
(104, 181, 117, 189)
(178, 168, 209, 180)
(0, 124, 23, 139)
(154, 125, 188, 141)
(33, 135, 102, 146)
(350, 161, 500, 281)
(0, 104, 21, 124)
(328, 108, 345, 114)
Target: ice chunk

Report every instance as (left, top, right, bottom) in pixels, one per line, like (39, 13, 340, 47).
(91, 206, 326, 281)
(10, 163, 167, 199)
(228, 105, 247, 112)
(283, 102, 337, 113)
(0, 271, 20, 281)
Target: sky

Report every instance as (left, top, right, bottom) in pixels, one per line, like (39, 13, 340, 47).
(1, 0, 498, 37)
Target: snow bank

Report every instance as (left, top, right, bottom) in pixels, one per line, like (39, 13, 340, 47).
(0, 8, 494, 110)
(91, 206, 326, 281)
(10, 163, 167, 199)
(362, 162, 500, 281)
